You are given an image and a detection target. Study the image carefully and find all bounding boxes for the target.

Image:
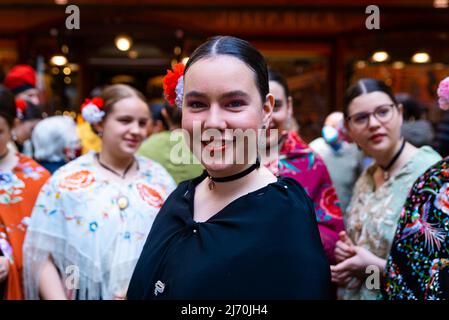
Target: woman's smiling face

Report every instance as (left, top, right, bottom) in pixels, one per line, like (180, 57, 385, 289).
(182, 55, 273, 177)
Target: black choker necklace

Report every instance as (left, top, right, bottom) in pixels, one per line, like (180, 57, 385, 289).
(379, 139, 406, 180)
(207, 158, 260, 190)
(0, 149, 9, 161)
(96, 154, 135, 179)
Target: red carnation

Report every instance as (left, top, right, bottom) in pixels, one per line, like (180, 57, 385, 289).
(91, 97, 104, 108)
(163, 63, 185, 106)
(319, 187, 342, 219)
(15, 99, 27, 113)
(81, 97, 104, 111)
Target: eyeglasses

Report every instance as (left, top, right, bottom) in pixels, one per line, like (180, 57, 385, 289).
(346, 104, 397, 129)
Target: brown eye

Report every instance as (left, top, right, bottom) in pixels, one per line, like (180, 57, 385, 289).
(225, 100, 246, 108)
(187, 101, 207, 109)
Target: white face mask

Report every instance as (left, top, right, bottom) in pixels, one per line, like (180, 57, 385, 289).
(322, 125, 339, 144)
(322, 125, 343, 152)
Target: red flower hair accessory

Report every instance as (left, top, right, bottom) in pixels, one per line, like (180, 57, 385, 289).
(80, 97, 105, 124)
(163, 63, 185, 108)
(15, 98, 28, 119)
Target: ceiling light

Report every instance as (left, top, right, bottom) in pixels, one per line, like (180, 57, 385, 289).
(372, 51, 389, 63)
(50, 55, 68, 66)
(412, 52, 430, 63)
(115, 35, 132, 52)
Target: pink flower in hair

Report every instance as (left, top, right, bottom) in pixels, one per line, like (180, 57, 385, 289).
(437, 76, 449, 111)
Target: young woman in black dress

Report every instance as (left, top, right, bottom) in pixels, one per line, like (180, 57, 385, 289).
(126, 36, 331, 300)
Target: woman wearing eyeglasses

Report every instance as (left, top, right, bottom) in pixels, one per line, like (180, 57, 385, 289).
(331, 78, 441, 300)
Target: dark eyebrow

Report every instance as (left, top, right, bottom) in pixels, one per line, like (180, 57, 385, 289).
(219, 90, 251, 100)
(184, 90, 251, 100)
(185, 91, 208, 99)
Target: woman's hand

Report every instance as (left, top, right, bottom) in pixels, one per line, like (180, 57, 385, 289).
(334, 231, 356, 263)
(331, 246, 386, 287)
(0, 256, 10, 283)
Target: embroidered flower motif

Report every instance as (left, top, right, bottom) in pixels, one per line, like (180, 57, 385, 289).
(137, 183, 164, 208)
(15, 159, 46, 180)
(89, 221, 99, 232)
(319, 186, 342, 219)
(0, 173, 15, 190)
(0, 172, 26, 204)
(434, 182, 449, 214)
(21, 166, 45, 180)
(58, 170, 96, 191)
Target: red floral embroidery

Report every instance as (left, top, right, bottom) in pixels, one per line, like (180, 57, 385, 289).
(435, 182, 449, 214)
(319, 187, 342, 219)
(280, 131, 309, 155)
(58, 170, 96, 191)
(137, 183, 164, 208)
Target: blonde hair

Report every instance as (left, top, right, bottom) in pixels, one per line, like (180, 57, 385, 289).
(101, 84, 147, 117)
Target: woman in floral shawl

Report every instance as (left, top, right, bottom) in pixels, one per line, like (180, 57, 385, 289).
(23, 84, 175, 300)
(384, 77, 449, 300)
(0, 85, 50, 299)
(331, 78, 441, 300)
(264, 69, 345, 265)
(383, 157, 449, 299)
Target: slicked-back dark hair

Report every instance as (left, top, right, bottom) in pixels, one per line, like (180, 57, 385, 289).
(184, 36, 269, 103)
(343, 78, 398, 118)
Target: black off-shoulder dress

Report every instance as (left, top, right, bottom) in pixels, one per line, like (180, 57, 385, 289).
(127, 172, 331, 300)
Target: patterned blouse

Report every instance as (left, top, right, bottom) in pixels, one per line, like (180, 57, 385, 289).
(339, 146, 441, 300)
(384, 158, 449, 300)
(22, 152, 176, 300)
(0, 153, 50, 299)
(265, 131, 345, 264)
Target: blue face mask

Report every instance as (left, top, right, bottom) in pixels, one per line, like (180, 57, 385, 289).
(322, 125, 342, 151)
